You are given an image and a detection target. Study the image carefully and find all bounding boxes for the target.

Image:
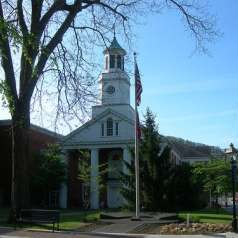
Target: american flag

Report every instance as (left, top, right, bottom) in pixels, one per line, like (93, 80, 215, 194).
(136, 110, 141, 140)
(135, 60, 142, 106)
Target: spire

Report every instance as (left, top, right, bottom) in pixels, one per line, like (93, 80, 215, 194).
(109, 36, 123, 50)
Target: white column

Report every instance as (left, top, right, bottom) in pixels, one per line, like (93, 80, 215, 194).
(59, 150, 68, 209)
(59, 183, 67, 209)
(90, 148, 99, 209)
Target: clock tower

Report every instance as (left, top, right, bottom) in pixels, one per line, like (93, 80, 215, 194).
(100, 37, 130, 105)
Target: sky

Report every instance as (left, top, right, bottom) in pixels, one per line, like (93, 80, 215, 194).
(0, 1, 238, 148)
(133, 0, 238, 148)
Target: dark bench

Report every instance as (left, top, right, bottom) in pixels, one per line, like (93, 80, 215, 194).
(16, 209, 60, 232)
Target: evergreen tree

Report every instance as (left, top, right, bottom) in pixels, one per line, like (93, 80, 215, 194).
(121, 108, 205, 211)
(120, 157, 136, 210)
(121, 108, 172, 211)
(140, 108, 171, 210)
(30, 144, 66, 207)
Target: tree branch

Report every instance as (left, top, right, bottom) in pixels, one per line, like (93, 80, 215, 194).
(85, 1, 128, 21)
(31, 0, 43, 33)
(26, 1, 83, 100)
(0, 1, 18, 107)
(17, 0, 28, 35)
(39, 0, 81, 35)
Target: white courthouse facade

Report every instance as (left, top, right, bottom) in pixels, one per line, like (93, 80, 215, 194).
(60, 37, 135, 209)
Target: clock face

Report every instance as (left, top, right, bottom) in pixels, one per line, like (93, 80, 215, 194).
(106, 85, 115, 94)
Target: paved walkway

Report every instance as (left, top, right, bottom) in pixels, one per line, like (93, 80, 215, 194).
(93, 220, 144, 233)
(94, 212, 178, 233)
(93, 219, 178, 233)
(0, 229, 234, 238)
(1, 228, 238, 238)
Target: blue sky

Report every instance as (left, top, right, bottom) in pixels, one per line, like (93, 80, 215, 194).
(0, 1, 237, 148)
(134, 0, 238, 148)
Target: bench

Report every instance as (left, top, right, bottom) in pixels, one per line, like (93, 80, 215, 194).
(16, 209, 60, 232)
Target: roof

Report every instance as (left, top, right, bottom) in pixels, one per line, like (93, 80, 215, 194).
(63, 108, 134, 145)
(109, 37, 123, 50)
(0, 119, 63, 139)
(104, 37, 126, 55)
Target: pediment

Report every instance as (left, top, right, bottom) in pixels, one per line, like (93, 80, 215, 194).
(62, 108, 134, 147)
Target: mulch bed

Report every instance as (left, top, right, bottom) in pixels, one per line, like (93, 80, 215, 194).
(134, 222, 232, 234)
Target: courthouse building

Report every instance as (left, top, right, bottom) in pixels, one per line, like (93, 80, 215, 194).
(61, 37, 135, 209)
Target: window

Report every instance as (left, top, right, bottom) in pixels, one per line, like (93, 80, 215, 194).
(110, 55, 115, 68)
(117, 55, 121, 69)
(101, 123, 104, 136)
(107, 118, 113, 136)
(115, 122, 119, 136)
(105, 56, 108, 70)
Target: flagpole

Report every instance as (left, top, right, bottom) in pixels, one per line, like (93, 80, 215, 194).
(134, 52, 140, 220)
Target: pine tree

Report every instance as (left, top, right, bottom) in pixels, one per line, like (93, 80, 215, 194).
(120, 157, 136, 210)
(140, 108, 172, 211)
(120, 108, 172, 211)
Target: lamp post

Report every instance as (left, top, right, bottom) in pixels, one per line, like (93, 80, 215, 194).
(225, 143, 238, 232)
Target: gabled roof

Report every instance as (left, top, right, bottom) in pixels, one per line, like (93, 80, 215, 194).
(63, 108, 134, 144)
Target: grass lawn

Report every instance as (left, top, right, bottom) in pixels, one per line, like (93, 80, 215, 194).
(178, 208, 232, 224)
(0, 207, 101, 231)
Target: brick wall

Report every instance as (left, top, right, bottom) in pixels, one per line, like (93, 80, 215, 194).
(0, 123, 61, 206)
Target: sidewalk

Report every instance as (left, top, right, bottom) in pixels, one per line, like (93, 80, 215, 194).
(1, 227, 238, 238)
(94, 212, 178, 233)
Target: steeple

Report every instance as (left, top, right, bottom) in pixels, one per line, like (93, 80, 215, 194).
(103, 36, 126, 72)
(99, 37, 130, 106)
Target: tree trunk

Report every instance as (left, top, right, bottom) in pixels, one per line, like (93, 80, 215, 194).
(9, 101, 30, 222)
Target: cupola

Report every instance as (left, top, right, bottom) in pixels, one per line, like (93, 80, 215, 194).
(103, 36, 126, 72)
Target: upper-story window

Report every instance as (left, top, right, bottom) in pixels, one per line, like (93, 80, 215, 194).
(101, 123, 104, 136)
(110, 55, 115, 68)
(115, 122, 119, 136)
(107, 118, 113, 136)
(117, 55, 121, 69)
(105, 56, 109, 70)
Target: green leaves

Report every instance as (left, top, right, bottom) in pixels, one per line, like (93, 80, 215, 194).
(121, 108, 172, 211)
(121, 108, 205, 211)
(0, 80, 15, 114)
(78, 150, 108, 193)
(193, 158, 232, 197)
(31, 144, 66, 192)
(0, 18, 22, 51)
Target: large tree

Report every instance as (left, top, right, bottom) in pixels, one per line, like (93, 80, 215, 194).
(121, 108, 172, 211)
(193, 158, 231, 207)
(0, 0, 217, 217)
(166, 163, 205, 211)
(140, 108, 171, 211)
(30, 144, 66, 207)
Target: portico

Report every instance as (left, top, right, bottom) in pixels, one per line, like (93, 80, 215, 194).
(61, 144, 132, 209)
